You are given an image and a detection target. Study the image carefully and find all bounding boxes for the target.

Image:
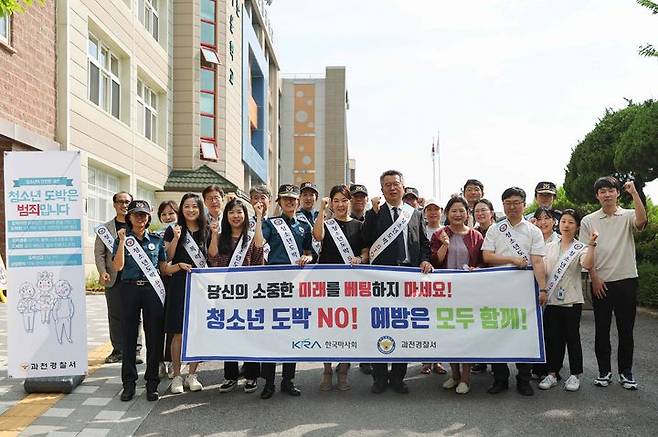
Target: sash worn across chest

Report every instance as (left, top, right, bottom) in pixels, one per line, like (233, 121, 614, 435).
(183, 231, 207, 268)
(325, 218, 355, 264)
(270, 218, 301, 263)
(546, 240, 586, 301)
(296, 212, 321, 255)
(229, 219, 256, 267)
(95, 224, 115, 251)
(497, 220, 530, 263)
(369, 204, 414, 263)
(0, 255, 7, 289)
(124, 236, 166, 306)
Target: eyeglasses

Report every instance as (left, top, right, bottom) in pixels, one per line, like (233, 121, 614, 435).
(502, 201, 524, 208)
(206, 196, 222, 202)
(114, 200, 131, 205)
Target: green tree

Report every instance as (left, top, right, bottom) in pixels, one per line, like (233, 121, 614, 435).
(637, 0, 658, 58)
(0, 0, 42, 17)
(615, 100, 658, 183)
(564, 103, 643, 204)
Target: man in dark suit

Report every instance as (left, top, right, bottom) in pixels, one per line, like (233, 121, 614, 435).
(363, 169, 433, 394)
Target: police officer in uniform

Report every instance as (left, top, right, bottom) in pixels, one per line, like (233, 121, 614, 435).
(297, 182, 320, 262)
(260, 184, 314, 399)
(349, 184, 369, 222)
(113, 200, 170, 402)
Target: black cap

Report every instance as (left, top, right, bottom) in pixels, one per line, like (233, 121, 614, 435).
(127, 200, 152, 215)
(299, 181, 318, 195)
(403, 187, 419, 199)
(535, 181, 557, 195)
(277, 184, 300, 200)
(349, 184, 368, 196)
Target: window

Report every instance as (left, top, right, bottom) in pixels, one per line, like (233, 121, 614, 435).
(87, 166, 120, 236)
(88, 34, 121, 119)
(138, 0, 159, 41)
(137, 79, 158, 143)
(0, 14, 9, 45)
(200, 66, 217, 160)
(136, 184, 155, 212)
(200, 0, 216, 48)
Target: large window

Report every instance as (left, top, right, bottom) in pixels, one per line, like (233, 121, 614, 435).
(200, 0, 216, 47)
(138, 0, 159, 41)
(200, 66, 217, 160)
(0, 14, 9, 45)
(136, 184, 155, 213)
(137, 79, 158, 143)
(87, 166, 120, 236)
(88, 34, 121, 120)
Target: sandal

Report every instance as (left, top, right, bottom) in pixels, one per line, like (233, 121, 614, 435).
(336, 370, 351, 391)
(420, 364, 432, 375)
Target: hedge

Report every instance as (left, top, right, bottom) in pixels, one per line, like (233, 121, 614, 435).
(638, 263, 658, 308)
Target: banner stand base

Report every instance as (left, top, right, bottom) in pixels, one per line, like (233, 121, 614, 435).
(23, 375, 85, 394)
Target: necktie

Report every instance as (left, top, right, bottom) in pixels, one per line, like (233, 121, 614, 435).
(392, 207, 406, 263)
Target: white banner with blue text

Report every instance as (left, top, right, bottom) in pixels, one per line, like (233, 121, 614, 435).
(182, 265, 544, 363)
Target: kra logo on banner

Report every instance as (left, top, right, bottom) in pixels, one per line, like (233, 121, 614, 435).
(292, 339, 321, 349)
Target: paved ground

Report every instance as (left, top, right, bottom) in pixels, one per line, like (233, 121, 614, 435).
(1, 297, 657, 436)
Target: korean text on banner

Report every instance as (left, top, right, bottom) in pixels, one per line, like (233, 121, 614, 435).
(4, 151, 88, 378)
(182, 265, 544, 363)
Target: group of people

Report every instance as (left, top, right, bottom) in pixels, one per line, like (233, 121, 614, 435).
(94, 170, 647, 402)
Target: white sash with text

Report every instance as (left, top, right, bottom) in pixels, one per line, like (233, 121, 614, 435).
(497, 220, 530, 263)
(271, 218, 301, 263)
(369, 204, 414, 263)
(95, 224, 115, 251)
(183, 231, 207, 268)
(124, 236, 166, 306)
(229, 220, 256, 267)
(325, 218, 355, 264)
(546, 240, 586, 301)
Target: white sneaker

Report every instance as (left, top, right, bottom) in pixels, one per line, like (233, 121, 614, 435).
(158, 363, 167, 379)
(185, 373, 203, 391)
(619, 373, 638, 390)
(564, 375, 580, 391)
(594, 372, 612, 387)
(455, 382, 470, 394)
(170, 375, 184, 394)
(442, 378, 458, 389)
(539, 374, 558, 390)
(167, 363, 175, 379)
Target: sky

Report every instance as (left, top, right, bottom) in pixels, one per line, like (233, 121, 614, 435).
(268, 0, 658, 210)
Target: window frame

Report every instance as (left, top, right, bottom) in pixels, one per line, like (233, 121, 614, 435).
(86, 166, 120, 238)
(0, 14, 10, 46)
(200, 65, 217, 160)
(200, 0, 217, 49)
(137, 79, 158, 144)
(87, 33, 121, 120)
(138, 0, 160, 42)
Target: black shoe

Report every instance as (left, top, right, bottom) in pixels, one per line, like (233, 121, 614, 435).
(260, 384, 275, 399)
(371, 380, 387, 394)
(136, 355, 144, 365)
(471, 364, 487, 374)
(105, 352, 122, 364)
(359, 363, 373, 375)
(280, 380, 301, 396)
(517, 381, 534, 396)
(487, 381, 509, 394)
(391, 380, 409, 394)
(120, 387, 135, 401)
(146, 390, 159, 401)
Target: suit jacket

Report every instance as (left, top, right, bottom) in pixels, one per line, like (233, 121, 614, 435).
(363, 203, 430, 267)
(93, 218, 119, 288)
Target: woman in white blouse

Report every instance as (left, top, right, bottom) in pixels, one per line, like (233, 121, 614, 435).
(539, 209, 597, 391)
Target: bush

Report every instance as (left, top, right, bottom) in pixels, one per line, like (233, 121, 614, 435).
(638, 263, 658, 308)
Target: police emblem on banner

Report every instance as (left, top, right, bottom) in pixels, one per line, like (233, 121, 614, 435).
(377, 336, 396, 354)
(499, 224, 508, 232)
(574, 243, 584, 250)
(126, 239, 135, 247)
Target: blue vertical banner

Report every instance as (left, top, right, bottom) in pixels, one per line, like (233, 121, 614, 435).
(4, 151, 88, 378)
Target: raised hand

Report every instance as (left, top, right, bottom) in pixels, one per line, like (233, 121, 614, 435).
(624, 180, 638, 197)
(117, 228, 126, 242)
(173, 224, 182, 240)
(254, 201, 264, 219)
(371, 196, 381, 214)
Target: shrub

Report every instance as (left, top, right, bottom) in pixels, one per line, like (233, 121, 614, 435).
(638, 263, 658, 308)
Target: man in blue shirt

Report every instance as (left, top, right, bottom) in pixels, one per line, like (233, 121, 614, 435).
(260, 184, 313, 399)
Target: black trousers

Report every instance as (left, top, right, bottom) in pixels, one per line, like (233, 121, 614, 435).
(261, 363, 296, 386)
(592, 278, 638, 374)
(106, 283, 143, 355)
(225, 362, 259, 380)
(120, 282, 164, 391)
(544, 304, 583, 375)
(372, 363, 407, 384)
(492, 363, 531, 384)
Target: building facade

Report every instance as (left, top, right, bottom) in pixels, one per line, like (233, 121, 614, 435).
(280, 66, 350, 197)
(0, 3, 59, 261)
(0, 0, 281, 277)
